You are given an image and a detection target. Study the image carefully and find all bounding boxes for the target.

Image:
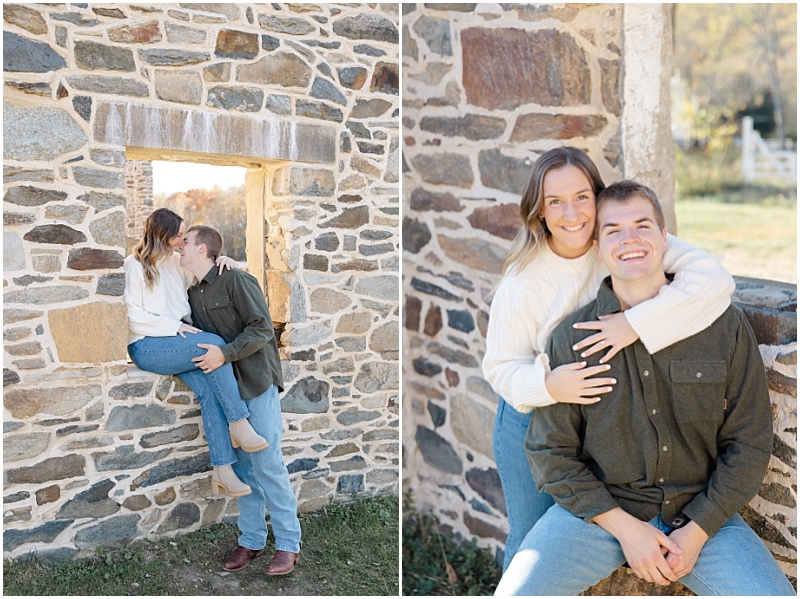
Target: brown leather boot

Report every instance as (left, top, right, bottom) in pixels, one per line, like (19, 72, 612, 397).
(222, 545, 265, 572)
(266, 550, 299, 576)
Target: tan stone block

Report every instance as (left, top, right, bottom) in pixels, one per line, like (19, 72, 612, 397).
(299, 478, 331, 500)
(336, 312, 372, 334)
(450, 393, 495, 459)
(300, 415, 330, 432)
(369, 321, 398, 355)
(4, 432, 51, 462)
(48, 302, 127, 362)
(309, 288, 351, 314)
(267, 270, 291, 323)
(4, 385, 101, 419)
(155, 486, 176, 506)
(201, 497, 226, 525)
(298, 495, 331, 513)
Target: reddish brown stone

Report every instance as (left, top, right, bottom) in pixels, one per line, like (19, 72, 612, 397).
(766, 368, 797, 398)
(370, 61, 398, 95)
(438, 235, 506, 274)
(445, 367, 459, 387)
(740, 306, 795, 345)
(463, 511, 506, 542)
(155, 486, 176, 506)
(511, 113, 607, 142)
(462, 28, 590, 110)
(36, 484, 60, 505)
(599, 58, 621, 116)
(468, 204, 522, 240)
(108, 20, 161, 43)
(122, 494, 151, 511)
(57, 83, 68, 99)
(584, 567, 693, 596)
(477, 309, 489, 338)
(215, 29, 259, 59)
(405, 295, 422, 331)
(67, 248, 124, 270)
(423, 305, 442, 337)
(410, 188, 464, 212)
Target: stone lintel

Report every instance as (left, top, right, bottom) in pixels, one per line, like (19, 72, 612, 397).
(93, 101, 336, 165)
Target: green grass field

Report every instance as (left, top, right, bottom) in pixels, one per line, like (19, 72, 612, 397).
(675, 147, 796, 284)
(675, 188, 796, 284)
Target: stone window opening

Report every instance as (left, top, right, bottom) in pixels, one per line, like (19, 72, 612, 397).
(124, 149, 288, 362)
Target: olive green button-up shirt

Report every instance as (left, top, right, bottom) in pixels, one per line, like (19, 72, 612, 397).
(527, 278, 772, 538)
(188, 266, 283, 400)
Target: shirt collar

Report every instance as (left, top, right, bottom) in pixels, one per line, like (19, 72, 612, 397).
(200, 264, 219, 286)
(596, 273, 674, 316)
(596, 277, 623, 317)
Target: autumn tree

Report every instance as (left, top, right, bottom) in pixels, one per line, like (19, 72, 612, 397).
(154, 185, 247, 261)
(673, 3, 797, 146)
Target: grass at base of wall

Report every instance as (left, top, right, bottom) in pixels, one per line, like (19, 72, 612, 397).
(4, 494, 399, 597)
(402, 501, 502, 596)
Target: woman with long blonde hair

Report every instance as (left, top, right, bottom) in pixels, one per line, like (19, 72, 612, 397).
(124, 208, 267, 498)
(482, 147, 735, 570)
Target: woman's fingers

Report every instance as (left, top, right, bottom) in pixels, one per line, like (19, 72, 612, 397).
(572, 332, 605, 351)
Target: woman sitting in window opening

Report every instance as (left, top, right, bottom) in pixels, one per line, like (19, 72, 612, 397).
(124, 207, 265, 498)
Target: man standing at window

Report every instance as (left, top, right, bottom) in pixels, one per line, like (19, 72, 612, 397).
(179, 224, 301, 576)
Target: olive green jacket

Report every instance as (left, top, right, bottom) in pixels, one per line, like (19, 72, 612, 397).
(188, 266, 283, 400)
(527, 278, 772, 538)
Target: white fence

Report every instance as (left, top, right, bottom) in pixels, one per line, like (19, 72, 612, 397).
(742, 116, 797, 185)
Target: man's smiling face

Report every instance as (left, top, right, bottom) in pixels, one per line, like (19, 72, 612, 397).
(594, 195, 668, 282)
(178, 230, 201, 269)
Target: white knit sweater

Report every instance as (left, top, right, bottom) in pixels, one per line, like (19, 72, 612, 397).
(482, 234, 734, 413)
(123, 253, 196, 345)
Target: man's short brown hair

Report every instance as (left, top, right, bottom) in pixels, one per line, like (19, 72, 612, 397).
(187, 225, 223, 261)
(594, 181, 665, 238)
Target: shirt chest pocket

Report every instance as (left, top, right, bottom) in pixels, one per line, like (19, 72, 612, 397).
(669, 360, 727, 423)
(208, 295, 238, 331)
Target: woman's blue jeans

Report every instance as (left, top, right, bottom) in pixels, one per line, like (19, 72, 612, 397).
(493, 397, 554, 571)
(128, 332, 248, 467)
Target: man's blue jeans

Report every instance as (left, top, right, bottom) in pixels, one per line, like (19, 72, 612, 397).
(231, 384, 301, 554)
(128, 332, 249, 467)
(493, 397, 554, 571)
(496, 503, 795, 596)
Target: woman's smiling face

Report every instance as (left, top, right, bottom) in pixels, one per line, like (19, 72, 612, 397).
(168, 221, 186, 251)
(540, 165, 597, 259)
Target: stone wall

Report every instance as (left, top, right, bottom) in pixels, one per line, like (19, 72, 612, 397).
(401, 1, 796, 586)
(123, 159, 152, 254)
(4, 2, 399, 561)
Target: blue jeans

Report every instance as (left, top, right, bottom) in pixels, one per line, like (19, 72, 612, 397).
(493, 397, 554, 571)
(231, 384, 301, 554)
(128, 332, 249, 467)
(496, 504, 796, 596)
